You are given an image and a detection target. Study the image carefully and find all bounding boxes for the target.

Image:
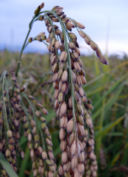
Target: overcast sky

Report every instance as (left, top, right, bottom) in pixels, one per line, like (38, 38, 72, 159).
(0, 0, 128, 55)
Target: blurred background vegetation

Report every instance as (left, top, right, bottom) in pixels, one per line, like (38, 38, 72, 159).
(0, 50, 128, 177)
(0, 0, 128, 176)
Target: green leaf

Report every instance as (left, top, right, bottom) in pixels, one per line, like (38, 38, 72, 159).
(94, 74, 127, 112)
(104, 84, 124, 114)
(19, 136, 27, 147)
(45, 110, 56, 123)
(111, 152, 121, 166)
(96, 116, 124, 138)
(19, 148, 30, 177)
(96, 99, 105, 158)
(0, 153, 18, 177)
(93, 83, 125, 120)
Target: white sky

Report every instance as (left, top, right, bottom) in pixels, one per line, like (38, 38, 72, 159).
(0, 0, 128, 55)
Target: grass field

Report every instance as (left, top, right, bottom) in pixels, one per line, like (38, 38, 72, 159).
(0, 50, 128, 177)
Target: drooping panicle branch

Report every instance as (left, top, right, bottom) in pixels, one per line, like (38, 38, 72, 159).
(26, 4, 99, 177)
(0, 2, 108, 177)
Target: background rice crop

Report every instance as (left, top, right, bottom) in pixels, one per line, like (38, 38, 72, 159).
(0, 50, 128, 177)
(0, 2, 128, 177)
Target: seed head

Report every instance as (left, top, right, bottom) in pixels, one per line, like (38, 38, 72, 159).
(55, 41, 61, 49)
(73, 20, 85, 29)
(7, 130, 13, 138)
(78, 163, 85, 174)
(62, 151, 68, 163)
(59, 128, 65, 140)
(78, 30, 86, 38)
(59, 102, 67, 116)
(62, 70, 68, 82)
(5, 149, 11, 157)
(60, 140, 66, 151)
(71, 156, 78, 169)
(67, 119, 74, 133)
(71, 141, 77, 155)
(42, 151, 47, 160)
(60, 51, 67, 62)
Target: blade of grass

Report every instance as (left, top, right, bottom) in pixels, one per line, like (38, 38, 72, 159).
(19, 148, 30, 177)
(0, 153, 18, 177)
(96, 116, 124, 138)
(93, 74, 127, 111)
(93, 81, 126, 120)
(96, 99, 105, 158)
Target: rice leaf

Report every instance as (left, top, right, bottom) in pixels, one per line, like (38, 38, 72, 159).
(19, 148, 30, 177)
(96, 116, 124, 138)
(0, 153, 18, 177)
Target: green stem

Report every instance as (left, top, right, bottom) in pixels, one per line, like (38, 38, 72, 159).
(62, 25, 77, 135)
(2, 71, 9, 131)
(11, 17, 36, 96)
(15, 17, 35, 77)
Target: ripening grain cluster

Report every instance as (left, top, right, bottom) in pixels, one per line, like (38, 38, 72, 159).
(0, 2, 108, 177)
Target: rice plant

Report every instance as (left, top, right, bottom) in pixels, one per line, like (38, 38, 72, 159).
(0, 2, 128, 177)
